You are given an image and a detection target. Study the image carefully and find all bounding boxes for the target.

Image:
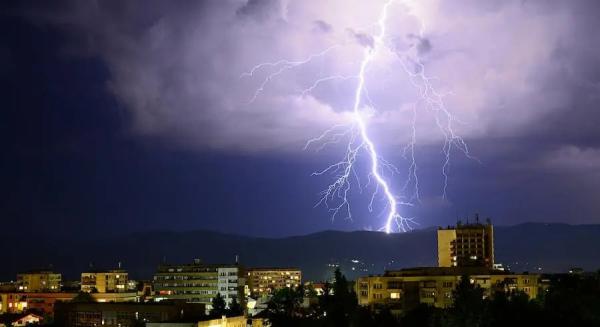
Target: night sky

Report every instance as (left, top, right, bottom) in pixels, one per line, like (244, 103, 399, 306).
(2, 0, 600, 238)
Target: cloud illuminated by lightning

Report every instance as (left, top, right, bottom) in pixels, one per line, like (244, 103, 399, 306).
(241, 0, 474, 233)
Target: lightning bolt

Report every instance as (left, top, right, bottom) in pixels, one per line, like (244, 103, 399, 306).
(350, 0, 405, 234)
(394, 44, 478, 199)
(241, 0, 473, 233)
(241, 45, 340, 104)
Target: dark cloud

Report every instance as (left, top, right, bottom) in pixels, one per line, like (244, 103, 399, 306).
(313, 20, 332, 33)
(416, 38, 431, 56)
(236, 0, 284, 21)
(347, 28, 374, 48)
(406, 34, 432, 56)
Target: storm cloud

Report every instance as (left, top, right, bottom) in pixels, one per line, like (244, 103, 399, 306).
(24, 0, 597, 152)
(10, 0, 600, 230)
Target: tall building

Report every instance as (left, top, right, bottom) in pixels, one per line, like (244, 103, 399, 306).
(153, 259, 243, 309)
(356, 219, 537, 314)
(246, 267, 301, 298)
(81, 269, 128, 293)
(438, 217, 494, 268)
(16, 270, 61, 292)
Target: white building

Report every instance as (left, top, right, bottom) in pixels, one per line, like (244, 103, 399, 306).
(217, 266, 243, 307)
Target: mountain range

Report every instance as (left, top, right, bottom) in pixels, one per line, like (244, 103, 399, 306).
(2, 223, 600, 282)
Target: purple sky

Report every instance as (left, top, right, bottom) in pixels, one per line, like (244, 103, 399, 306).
(2, 0, 600, 236)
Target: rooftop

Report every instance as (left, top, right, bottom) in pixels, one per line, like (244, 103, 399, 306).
(247, 267, 301, 271)
(383, 266, 530, 277)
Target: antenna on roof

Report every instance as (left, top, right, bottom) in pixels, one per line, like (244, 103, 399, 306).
(118, 261, 122, 269)
(235, 255, 239, 264)
(475, 213, 480, 224)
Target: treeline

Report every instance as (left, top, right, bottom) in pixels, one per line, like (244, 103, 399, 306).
(264, 269, 600, 327)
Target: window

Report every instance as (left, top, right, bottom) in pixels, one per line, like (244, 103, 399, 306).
(420, 291, 436, 299)
(423, 281, 436, 288)
(387, 281, 402, 289)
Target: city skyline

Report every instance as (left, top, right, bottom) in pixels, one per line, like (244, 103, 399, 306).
(1, 219, 596, 326)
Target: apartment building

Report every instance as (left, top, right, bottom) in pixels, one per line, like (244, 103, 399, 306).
(246, 267, 301, 297)
(153, 259, 243, 309)
(16, 270, 61, 292)
(438, 218, 494, 268)
(81, 269, 128, 293)
(0, 292, 137, 316)
(356, 266, 538, 312)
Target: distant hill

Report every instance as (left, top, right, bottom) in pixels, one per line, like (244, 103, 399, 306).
(2, 223, 600, 281)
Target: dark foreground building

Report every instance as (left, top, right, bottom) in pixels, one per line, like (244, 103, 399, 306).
(54, 301, 205, 327)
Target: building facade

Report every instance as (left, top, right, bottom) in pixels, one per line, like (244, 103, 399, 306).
(246, 267, 301, 298)
(153, 260, 243, 309)
(53, 302, 204, 327)
(438, 219, 494, 268)
(217, 266, 243, 306)
(197, 315, 248, 327)
(356, 267, 539, 312)
(358, 220, 536, 314)
(81, 269, 128, 293)
(15, 271, 61, 293)
(0, 292, 137, 316)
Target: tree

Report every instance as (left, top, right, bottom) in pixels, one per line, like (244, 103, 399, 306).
(400, 303, 443, 327)
(447, 275, 486, 327)
(267, 286, 307, 326)
(542, 274, 600, 327)
(210, 293, 226, 318)
(319, 268, 357, 326)
(372, 307, 400, 327)
(305, 283, 318, 299)
(269, 287, 303, 317)
(227, 297, 244, 317)
(71, 291, 96, 303)
(0, 315, 14, 327)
